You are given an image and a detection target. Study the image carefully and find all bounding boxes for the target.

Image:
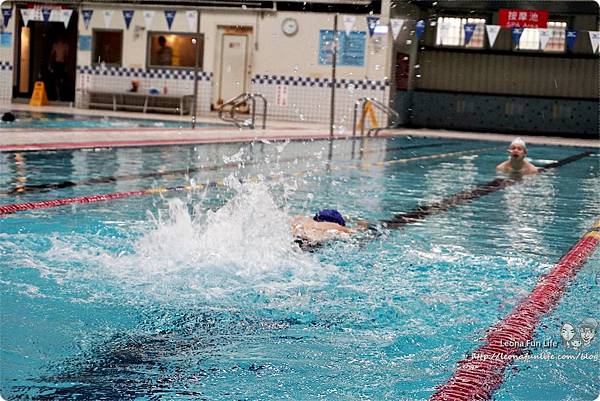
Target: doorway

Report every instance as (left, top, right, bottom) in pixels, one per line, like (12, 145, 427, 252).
(14, 8, 78, 102)
(213, 26, 252, 109)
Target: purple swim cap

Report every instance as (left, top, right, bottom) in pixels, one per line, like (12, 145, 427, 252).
(313, 209, 346, 226)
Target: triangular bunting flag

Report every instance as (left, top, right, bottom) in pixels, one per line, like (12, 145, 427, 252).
(122, 10, 134, 30)
(186, 10, 197, 31)
(486, 25, 500, 47)
(50, 9, 63, 22)
(82, 9, 93, 30)
(464, 23, 476, 45)
(589, 31, 600, 53)
(415, 19, 425, 39)
(103, 10, 113, 29)
(566, 29, 577, 51)
(438, 19, 450, 45)
(164, 10, 176, 30)
(511, 27, 524, 46)
(390, 18, 404, 40)
(143, 10, 155, 30)
(2, 8, 12, 29)
(342, 15, 356, 36)
(366, 15, 379, 37)
(41, 8, 51, 23)
(20, 8, 32, 27)
(539, 28, 551, 50)
(61, 9, 73, 29)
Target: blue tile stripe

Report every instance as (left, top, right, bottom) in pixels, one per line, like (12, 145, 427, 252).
(0, 61, 13, 71)
(251, 74, 389, 90)
(77, 65, 212, 81)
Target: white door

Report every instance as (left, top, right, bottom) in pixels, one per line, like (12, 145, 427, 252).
(219, 34, 248, 103)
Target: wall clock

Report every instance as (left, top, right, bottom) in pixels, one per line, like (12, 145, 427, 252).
(282, 17, 299, 36)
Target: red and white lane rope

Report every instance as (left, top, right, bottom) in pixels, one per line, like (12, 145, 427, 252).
(0, 184, 202, 216)
(430, 219, 600, 401)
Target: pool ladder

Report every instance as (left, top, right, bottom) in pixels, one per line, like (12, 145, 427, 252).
(352, 97, 400, 137)
(218, 92, 267, 129)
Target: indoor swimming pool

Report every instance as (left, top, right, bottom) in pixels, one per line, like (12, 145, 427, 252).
(1, 137, 598, 400)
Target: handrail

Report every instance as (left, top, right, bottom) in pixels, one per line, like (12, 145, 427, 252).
(218, 92, 267, 129)
(352, 97, 400, 137)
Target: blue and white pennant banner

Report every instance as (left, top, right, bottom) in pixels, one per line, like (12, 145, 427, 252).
(82, 9, 93, 30)
(2, 7, 12, 29)
(164, 10, 176, 30)
(122, 10, 134, 30)
(143, 10, 155, 30)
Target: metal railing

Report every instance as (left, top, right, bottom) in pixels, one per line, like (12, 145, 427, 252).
(218, 93, 267, 129)
(352, 97, 400, 137)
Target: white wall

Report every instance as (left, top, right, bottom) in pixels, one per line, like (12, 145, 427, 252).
(76, 5, 390, 81)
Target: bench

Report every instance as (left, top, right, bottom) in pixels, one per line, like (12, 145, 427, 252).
(88, 91, 193, 116)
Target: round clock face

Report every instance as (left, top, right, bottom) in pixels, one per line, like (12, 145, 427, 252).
(282, 18, 299, 36)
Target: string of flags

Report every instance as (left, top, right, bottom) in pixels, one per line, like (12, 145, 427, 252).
(345, 15, 597, 53)
(16, 7, 73, 28)
(9, 8, 200, 33)
(361, 15, 599, 53)
(5, 6, 599, 54)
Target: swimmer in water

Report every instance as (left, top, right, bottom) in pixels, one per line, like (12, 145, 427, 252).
(496, 137, 538, 175)
(291, 209, 370, 248)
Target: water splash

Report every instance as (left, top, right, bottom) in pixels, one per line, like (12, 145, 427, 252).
(44, 182, 333, 306)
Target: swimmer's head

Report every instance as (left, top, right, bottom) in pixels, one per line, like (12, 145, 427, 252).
(314, 209, 346, 226)
(508, 137, 527, 159)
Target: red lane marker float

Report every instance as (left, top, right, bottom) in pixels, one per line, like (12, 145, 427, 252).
(0, 189, 148, 215)
(430, 219, 600, 401)
(0, 183, 213, 216)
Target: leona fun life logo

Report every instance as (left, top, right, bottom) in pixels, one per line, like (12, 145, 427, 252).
(560, 318, 598, 350)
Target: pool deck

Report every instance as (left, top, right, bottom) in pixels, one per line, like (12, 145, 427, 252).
(1, 104, 598, 151)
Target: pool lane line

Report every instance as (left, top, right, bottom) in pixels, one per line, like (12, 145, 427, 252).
(375, 146, 499, 167)
(1, 141, 460, 196)
(429, 219, 600, 401)
(0, 183, 210, 216)
(381, 150, 594, 228)
(0, 144, 496, 216)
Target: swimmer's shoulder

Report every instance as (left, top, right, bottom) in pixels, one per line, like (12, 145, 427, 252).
(496, 161, 510, 172)
(524, 161, 539, 174)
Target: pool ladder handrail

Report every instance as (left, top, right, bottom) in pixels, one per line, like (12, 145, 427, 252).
(218, 92, 267, 129)
(352, 97, 400, 137)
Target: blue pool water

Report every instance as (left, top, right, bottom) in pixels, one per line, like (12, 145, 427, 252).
(1, 137, 599, 400)
(0, 110, 223, 129)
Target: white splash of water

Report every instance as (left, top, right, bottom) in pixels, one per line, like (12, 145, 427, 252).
(45, 182, 334, 306)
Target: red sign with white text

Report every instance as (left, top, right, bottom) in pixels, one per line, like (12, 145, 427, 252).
(499, 9, 548, 28)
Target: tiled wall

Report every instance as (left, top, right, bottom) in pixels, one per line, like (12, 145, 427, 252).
(251, 75, 391, 132)
(398, 91, 599, 138)
(75, 65, 212, 116)
(0, 62, 13, 107)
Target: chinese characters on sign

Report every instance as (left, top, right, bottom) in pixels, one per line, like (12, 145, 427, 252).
(499, 9, 548, 28)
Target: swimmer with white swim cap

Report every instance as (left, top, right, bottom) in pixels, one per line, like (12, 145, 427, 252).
(496, 137, 538, 175)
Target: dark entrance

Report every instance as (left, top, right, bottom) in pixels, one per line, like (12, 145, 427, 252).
(14, 7, 78, 102)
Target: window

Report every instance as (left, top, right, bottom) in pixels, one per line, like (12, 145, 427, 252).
(92, 29, 123, 66)
(517, 21, 567, 52)
(147, 32, 204, 68)
(435, 17, 486, 48)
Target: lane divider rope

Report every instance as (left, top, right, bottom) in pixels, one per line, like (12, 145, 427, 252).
(430, 219, 600, 401)
(383, 151, 594, 228)
(0, 184, 207, 216)
(0, 145, 494, 216)
(1, 141, 459, 196)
